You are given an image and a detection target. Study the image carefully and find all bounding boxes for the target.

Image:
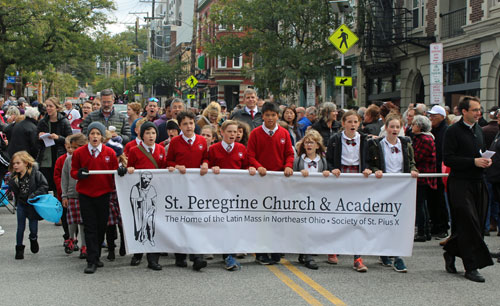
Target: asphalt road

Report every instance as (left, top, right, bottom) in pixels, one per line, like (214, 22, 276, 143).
(1, 208, 499, 306)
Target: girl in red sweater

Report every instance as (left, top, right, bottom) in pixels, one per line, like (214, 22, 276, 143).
(71, 122, 118, 274)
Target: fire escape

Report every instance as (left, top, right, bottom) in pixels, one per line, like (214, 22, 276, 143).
(359, 0, 435, 77)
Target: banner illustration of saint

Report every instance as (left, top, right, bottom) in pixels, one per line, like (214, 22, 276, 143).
(130, 172, 157, 246)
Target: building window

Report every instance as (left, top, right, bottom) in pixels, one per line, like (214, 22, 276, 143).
(467, 58, 480, 82)
(218, 56, 227, 68)
(410, 0, 425, 29)
(233, 55, 243, 69)
(380, 77, 393, 93)
(448, 61, 465, 85)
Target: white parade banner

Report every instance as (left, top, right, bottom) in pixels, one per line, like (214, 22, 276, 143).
(114, 169, 417, 256)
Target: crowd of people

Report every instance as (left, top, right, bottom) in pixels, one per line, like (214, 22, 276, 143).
(0, 89, 497, 282)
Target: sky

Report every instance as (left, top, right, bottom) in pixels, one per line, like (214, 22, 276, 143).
(106, 0, 153, 34)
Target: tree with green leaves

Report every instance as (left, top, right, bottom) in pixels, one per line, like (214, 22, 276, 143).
(205, 0, 340, 101)
(0, 0, 115, 93)
(135, 59, 186, 97)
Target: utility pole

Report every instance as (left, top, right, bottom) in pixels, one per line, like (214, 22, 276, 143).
(151, 0, 155, 59)
(190, 0, 198, 75)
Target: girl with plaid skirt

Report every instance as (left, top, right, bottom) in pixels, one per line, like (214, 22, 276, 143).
(292, 130, 329, 270)
(325, 110, 373, 272)
(61, 133, 88, 258)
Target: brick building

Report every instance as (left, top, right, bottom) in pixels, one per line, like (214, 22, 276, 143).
(196, 0, 254, 110)
(356, 0, 500, 110)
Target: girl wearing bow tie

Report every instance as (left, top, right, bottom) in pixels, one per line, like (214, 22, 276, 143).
(367, 114, 418, 273)
(325, 110, 372, 271)
(292, 130, 329, 270)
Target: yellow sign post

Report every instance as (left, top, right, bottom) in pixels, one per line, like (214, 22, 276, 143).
(185, 75, 198, 88)
(187, 94, 196, 99)
(329, 24, 359, 54)
(335, 76, 352, 87)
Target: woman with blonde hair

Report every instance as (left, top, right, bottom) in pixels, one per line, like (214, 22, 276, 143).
(8, 151, 49, 259)
(197, 102, 222, 136)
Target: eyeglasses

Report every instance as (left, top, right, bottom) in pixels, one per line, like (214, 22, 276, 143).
(304, 141, 316, 145)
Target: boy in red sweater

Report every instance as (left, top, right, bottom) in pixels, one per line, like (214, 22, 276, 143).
(209, 120, 257, 271)
(247, 102, 295, 265)
(71, 122, 119, 274)
(165, 111, 208, 271)
(120, 121, 166, 271)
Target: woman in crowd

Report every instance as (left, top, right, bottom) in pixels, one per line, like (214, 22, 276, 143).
(197, 102, 222, 138)
(282, 106, 301, 146)
(411, 115, 437, 242)
(311, 102, 341, 147)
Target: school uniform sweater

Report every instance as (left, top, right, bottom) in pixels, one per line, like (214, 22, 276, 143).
(128, 143, 167, 169)
(208, 142, 249, 169)
(166, 135, 208, 168)
(71, 145, 118, 197)
(124, 139, 139, 157)
(247, 126, 295, 171)
(53, 153, 68, 199)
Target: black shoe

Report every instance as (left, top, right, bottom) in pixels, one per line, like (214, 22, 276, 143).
(130, 256, 142, 266)
(30, 239, 39, 254)
(175, 259, 187, 267)
(119, 243, 126, 256)
(193, 258, 207, 271)
(256, 255, 273, 265)
(497, 257, 500, 263)
(490, 252, 500, 258)
(464, 269, 485, 282)
(414, 235, 426, 242)
(270, 253, 281, 264)
(15, 245, 25, 260)
(84, 263, 97, 274)
(148, 262, 162, 271)
(435, 232, 449, 240)
(298, 255, 306, 264)
(484, 230, 490, 236)
(107, 248, 115, 261)
(443, 252, 457, 274)
(96, 260, 104, 268)
(426, 233, 432, 241)
(304, 260, 319, 270)
(192, 258, 207, 271)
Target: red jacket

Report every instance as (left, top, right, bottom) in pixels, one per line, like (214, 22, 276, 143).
(71, 145, 119, 197)
(247, 126, 294, 171)
(166, 135, 208, 168)
(128, 143, 167, 169)
(208, 142, 249, 169)
(53, 153, 68, 200)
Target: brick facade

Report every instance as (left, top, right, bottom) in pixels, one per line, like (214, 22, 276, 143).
(444, 44, 481, 62)
(470, 0, 485, 23)
(426, 0, 437, 36)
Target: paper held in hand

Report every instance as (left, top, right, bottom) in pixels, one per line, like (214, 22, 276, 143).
(40, 133, 55, 147)
(480, 150, 496, 159)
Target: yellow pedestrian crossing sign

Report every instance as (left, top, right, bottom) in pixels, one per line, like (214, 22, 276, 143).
(185, 75, 198, 88)
(329, 24, 358, 54)
(335, 76, 352, 86)
(187, 94, 196, 99)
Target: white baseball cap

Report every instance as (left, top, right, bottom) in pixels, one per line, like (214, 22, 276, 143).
(428, 105, 446, 117)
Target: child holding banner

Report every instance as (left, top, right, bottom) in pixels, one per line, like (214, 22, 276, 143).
(71, 122, 119, 274)
(293, 130, 329, 270)
(326, 110, 372, 272)
(121, 121, 166, 271)
(367, 114, 418, 273)
(247, 102, 295, 265)
(166, 111, 209, 271)
(209, 120, 257, 271)
(61, 134, 88, 258)
(124, 118, 148, 157)
(9, 151, 49, 260)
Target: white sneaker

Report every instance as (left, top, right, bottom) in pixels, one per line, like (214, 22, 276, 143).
(0, 229, 5, 236)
